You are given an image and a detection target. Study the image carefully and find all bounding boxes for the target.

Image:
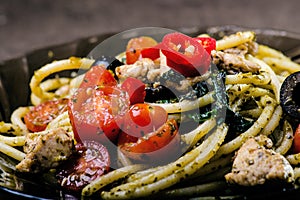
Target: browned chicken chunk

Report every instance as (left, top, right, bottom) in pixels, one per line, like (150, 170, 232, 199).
(225, 137, 294, 186)
(16, 128, 75, 173)
(211, 50, 260, 73)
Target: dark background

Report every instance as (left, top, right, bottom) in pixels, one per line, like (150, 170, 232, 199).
(1, 0, 300, 62)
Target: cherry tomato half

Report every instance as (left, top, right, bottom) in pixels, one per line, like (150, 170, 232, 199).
(68, 86, 129, 144)
(69, 64, 126, 144)
(120, 103, 168, 140)
(118, 119, 180, 163)
(79, 65, 117, 88)
(126, 36, 158, 64)
(293, 124, 300, 153)
(24, 98, 68, 132)
(57, 140, 110, 192)
(121, 77, 146, 105)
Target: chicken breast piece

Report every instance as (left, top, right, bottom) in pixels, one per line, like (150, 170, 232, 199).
(212, 50, 260, 73)
(116, 58, 161, 83)
(16, 127, 75, 173)
(225, 137, 294, 186)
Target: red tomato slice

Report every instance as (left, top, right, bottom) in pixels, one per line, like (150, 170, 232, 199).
(57, 140, 110, 192)
(94, 86, 129, 141)
(119, 103, 168, 140)
(79, 65, 117, 88)
(24, 98, 68, 132)
(121, 77, 146, 105)
(125, 36, 158, 64)
(68, 86, 129, 144)
(194, 37, 216, 54)
(293, 124, 300, 153)
(119, 119, 180, 162)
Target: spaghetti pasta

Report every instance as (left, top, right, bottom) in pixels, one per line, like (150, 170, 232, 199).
(10, 107, 30, 133)
(150, 91, 215, 113)
(101, 124, 228, 199)
(213, 95, 276, 160)
(275, 120, 293, 155)
(216, 31, 255, 51)
(0, 142, 25, 161)
(30, 57, 94, 103)
(225, 71, 271, 85)
(0, 122, 25, 136)
(0, 29, 299, 199)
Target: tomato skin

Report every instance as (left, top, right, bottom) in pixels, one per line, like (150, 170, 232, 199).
(194, 37, 216, 54)
(68, 65, 126, 144)
(68, 86, 129, 144)
(121, 77, 146, 105)
(24, 98, 68, 132)
(293, 124, 300, 153)
(120, 103, 168, 140)
(79, 65, 117, 88)
(57, 140, 110, 192)
(126, 36, 158, 64)
(68, 87, 98, 143)
(93, 87, 129, 142)
(119, 119, 180, 162)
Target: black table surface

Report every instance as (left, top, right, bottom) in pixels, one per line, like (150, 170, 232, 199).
(1, 0, 300, 62)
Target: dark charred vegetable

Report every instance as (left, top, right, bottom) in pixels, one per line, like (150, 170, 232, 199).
(160, 68, 186, 83)
(186, 67, 253, 134)
(225, 109, 254, 133)
(208, 67, 227, 125)
(210, 68, 253, 133)
(145, 84, 177, 103)
(186, 106, 253, 134)
(145, 69, 210, 103)
(179, 81, 210, 102)
(280, 71, 300, 121)
(92, 55, 124, 80)
(187, 106, 217, 124)
(192, 81, 209, 98)
(145, 69, 184, 103)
